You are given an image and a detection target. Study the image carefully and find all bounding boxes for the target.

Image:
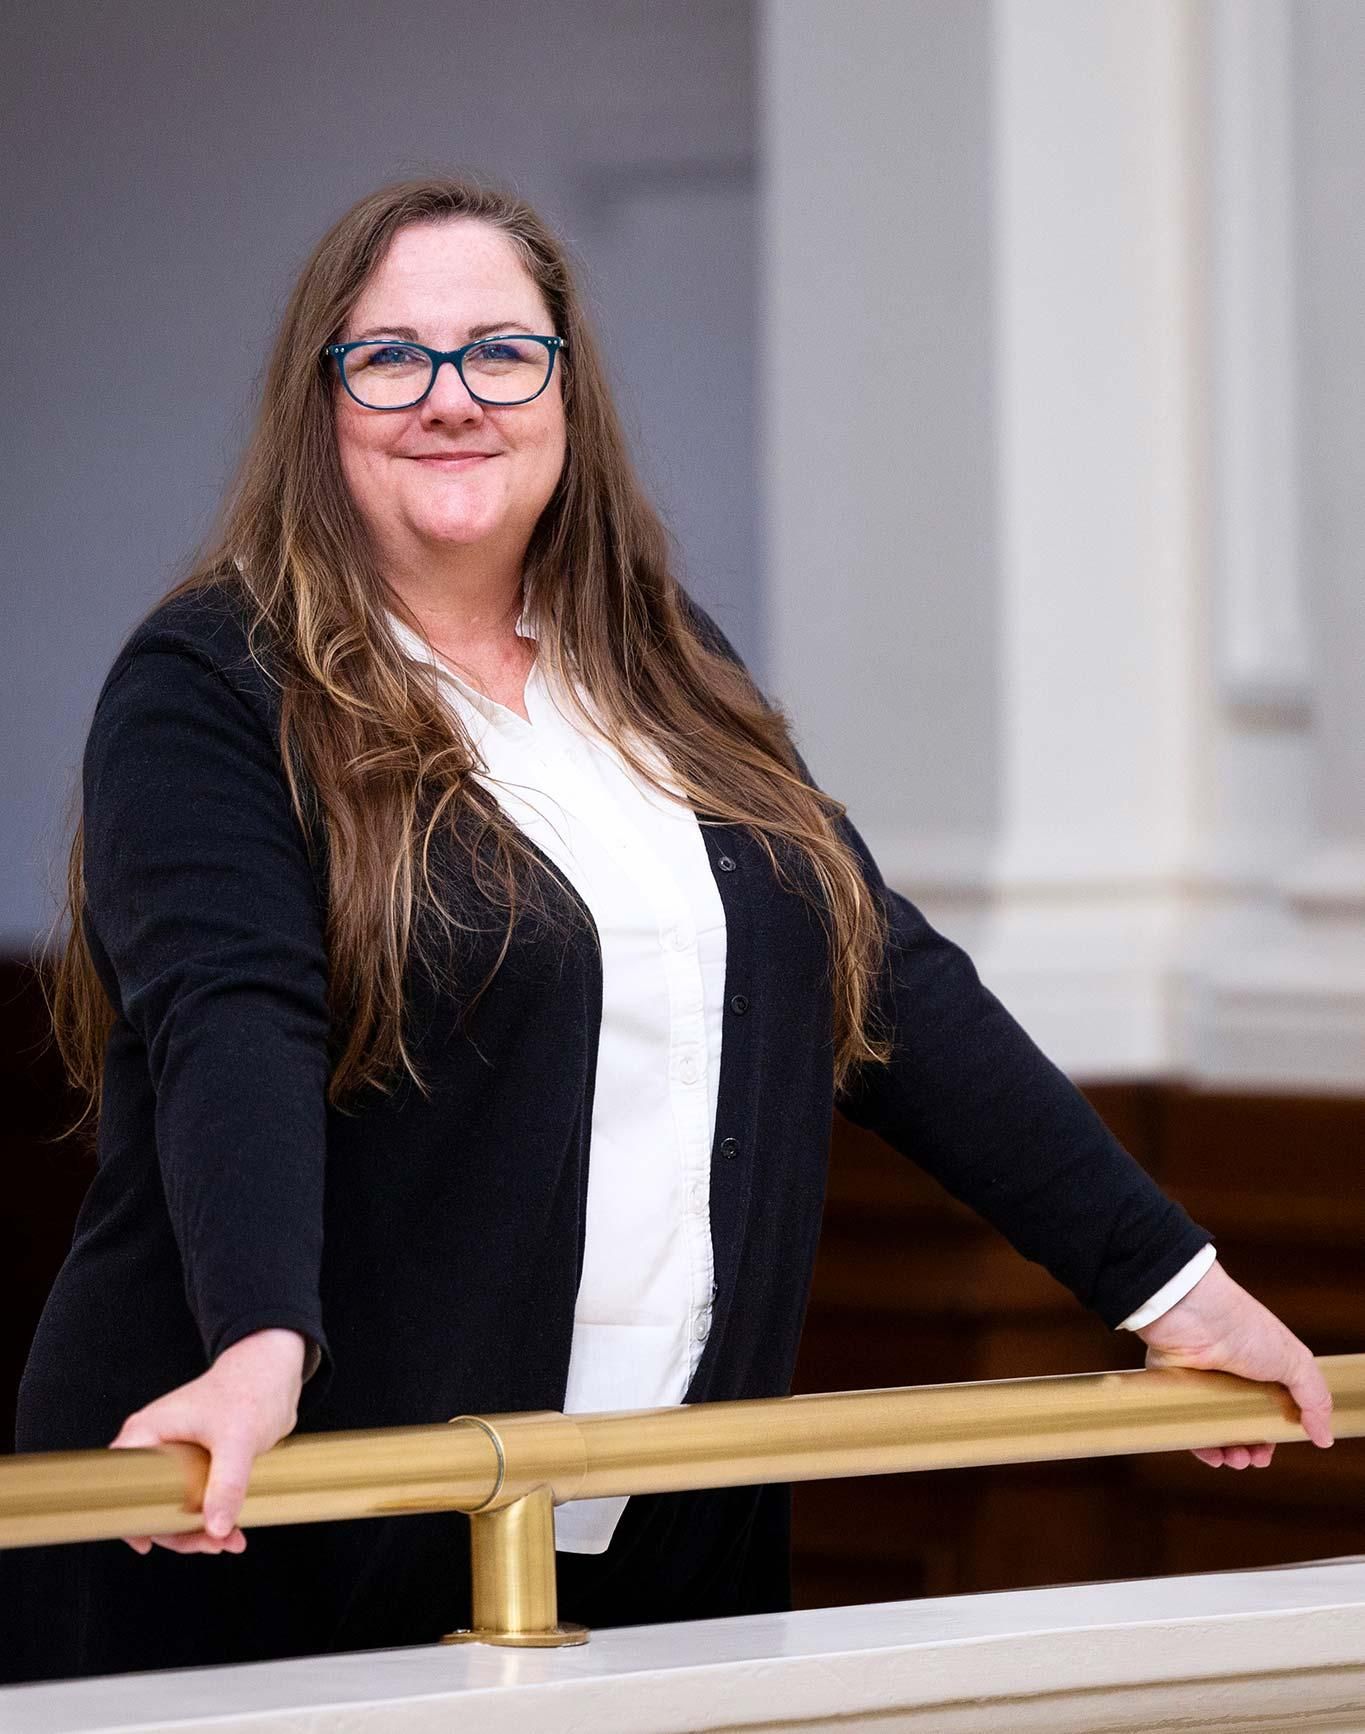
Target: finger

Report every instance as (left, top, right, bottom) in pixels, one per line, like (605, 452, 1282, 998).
(190, 1528, 245, 1554)
(150, 1534, 219, 1554)
(206, 1527, 247, 1552)
(1285, 1361, 1335, 1448)
(1224, 1445, 1252, 1470)
(149, 1529, 240, 1555)
(122, 1536, 153, 1554)
(1250, 1442, 1275, 1467)
(202, 1441, 255, 1540)
(1192, 1448, 1226, 1467)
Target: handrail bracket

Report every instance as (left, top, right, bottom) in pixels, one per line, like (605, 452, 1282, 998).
(442, 1412, 588, 1647)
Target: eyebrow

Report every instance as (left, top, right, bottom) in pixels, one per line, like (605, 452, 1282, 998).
(347, 319, 538, 343)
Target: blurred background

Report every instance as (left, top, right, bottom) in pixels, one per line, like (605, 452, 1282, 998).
(3, 0, 1362, 1607)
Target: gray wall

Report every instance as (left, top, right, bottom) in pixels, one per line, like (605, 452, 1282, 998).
(762, 0, 999, 865)
(0, 0, 758, 944)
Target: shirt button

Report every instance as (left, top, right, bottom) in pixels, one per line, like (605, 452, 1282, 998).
(690, 1181, 706, 1212)
(719, 1136, 740, 1160)
(729, 993, 749, 1015)
(667, 927, 693, 951)
(679, 1053, 699, 1085)
(717, 855, 736, 873)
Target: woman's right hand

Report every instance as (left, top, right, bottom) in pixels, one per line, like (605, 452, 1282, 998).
(108, 1328, 308, 1556)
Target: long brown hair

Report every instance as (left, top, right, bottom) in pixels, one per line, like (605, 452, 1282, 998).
(50, 173, 892, 1119)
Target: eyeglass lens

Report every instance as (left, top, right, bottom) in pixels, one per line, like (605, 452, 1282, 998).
(341, 339, 552, 407)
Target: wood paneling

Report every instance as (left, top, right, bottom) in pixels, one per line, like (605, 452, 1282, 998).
(791, 1094, 1365, 1607)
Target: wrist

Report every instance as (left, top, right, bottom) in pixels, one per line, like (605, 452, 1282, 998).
(1134, 1258, 1232, 1344)
(215, 1327, 308, 1374)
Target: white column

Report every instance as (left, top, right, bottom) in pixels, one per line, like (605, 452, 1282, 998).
(976, 0, 1199, 1073)
(1177, 0, 1365, 1089)
(763, 0, 1202, 1076)
(762, 0, 1365, 1089)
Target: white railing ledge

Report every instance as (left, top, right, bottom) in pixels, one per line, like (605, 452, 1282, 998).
(5, 1555, 1365, 1734)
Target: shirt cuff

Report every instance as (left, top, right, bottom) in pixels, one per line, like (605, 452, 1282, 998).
(1115, 1242, 1216, 1331)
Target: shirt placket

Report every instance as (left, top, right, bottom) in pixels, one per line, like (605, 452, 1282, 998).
(526, 687, 718, 1376)
(425, 646, 719, 1390)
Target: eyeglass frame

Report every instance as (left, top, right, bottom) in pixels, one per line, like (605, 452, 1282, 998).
(322, 333, 568, 410)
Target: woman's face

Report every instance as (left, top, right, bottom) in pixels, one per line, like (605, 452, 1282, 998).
(333, 218, 567, 580)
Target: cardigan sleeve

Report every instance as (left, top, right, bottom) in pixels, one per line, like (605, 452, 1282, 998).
(825, 807, 1212, 1326)
(679, 589, 1212, 1327)
(81, 642, 333, 1395)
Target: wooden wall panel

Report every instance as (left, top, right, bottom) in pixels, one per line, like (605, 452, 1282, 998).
(790, 1093, 1365, 1608)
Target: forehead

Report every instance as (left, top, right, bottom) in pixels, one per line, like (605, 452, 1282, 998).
(347, 218, 549, 336)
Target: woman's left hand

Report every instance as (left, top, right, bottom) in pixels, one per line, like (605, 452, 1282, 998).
(1135, 1259, 1335, 1469)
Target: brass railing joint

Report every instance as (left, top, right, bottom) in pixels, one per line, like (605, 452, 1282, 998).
(446, 1414, 506, 1514)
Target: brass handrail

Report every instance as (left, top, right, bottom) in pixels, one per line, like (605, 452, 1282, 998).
(4, 1355, 1362, 1648)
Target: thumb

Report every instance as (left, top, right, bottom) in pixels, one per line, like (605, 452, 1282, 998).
(200, 1435, 255, 1539)
(108, 1419, 162, 1450)
(1283, 1353, 1335, 1449)
(1143, 1344, 1200, 1372)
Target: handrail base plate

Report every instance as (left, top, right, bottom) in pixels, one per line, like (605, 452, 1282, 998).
(440, 1622, 589, 1648)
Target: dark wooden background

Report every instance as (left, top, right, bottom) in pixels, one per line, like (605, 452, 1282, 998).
(5, 957, 1362, 1606)
(791, 1084, 1365, 1605)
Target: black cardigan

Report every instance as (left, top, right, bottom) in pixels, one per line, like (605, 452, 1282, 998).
(8, 582, 1210, 1683)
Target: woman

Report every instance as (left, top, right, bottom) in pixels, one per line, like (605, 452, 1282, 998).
(10, 175, 1332, 1684)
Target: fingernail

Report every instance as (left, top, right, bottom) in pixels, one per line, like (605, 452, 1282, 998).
(207, 1513, 230, 1538)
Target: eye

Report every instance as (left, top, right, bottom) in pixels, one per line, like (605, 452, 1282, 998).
(364, 343, 424, 369)
(468, 339, 534, 366)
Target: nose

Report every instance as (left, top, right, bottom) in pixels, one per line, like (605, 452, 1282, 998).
(420, 357, 484, 423)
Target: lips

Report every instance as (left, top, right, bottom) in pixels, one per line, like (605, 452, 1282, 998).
(411, 452, 498, 462)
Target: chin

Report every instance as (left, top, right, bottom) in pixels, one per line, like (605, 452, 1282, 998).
(412, 512, 505, 545)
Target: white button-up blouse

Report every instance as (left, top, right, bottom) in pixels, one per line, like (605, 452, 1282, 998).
(388, 603, 1213, 1554)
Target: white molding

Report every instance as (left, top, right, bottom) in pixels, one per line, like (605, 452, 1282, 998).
(1207, 0, 1313, 716)
(908, 885, 1186, 1079)
(1180, 972, 1365, 1093)
(10, 1557, 1365, 1732)
(872, 833, 1276, 901)
(901, 872, 1365, 1093)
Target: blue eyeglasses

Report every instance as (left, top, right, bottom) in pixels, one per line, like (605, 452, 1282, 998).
(323, 334, 566, 410)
